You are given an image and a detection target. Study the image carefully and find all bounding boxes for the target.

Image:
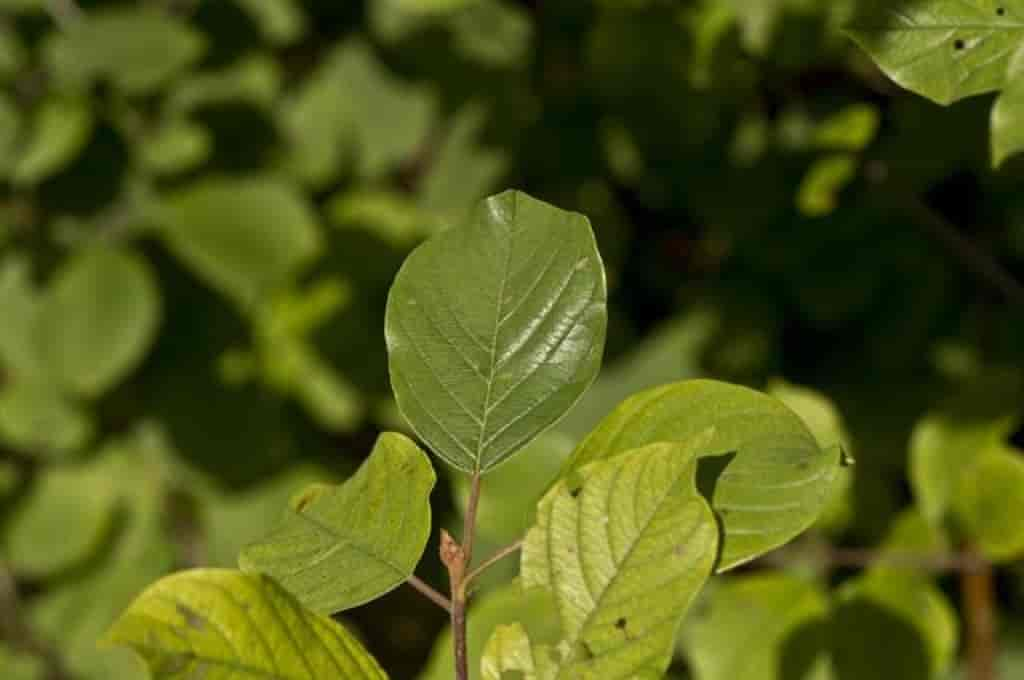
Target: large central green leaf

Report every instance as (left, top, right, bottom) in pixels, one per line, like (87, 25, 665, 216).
(848, 0, 1024, 105)
(386, 190, 607, 472)
(104, 569, 387, 679)
(239, 432, 435, 614)
(565, 379, 840, 571)
(518, 437, 719, 678)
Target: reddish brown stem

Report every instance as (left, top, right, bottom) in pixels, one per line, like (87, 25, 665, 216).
(962, 545, 996, 680)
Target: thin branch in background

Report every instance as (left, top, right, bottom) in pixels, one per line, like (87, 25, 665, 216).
(465, 539, 523, 590)
(406, 575, 452, 613)
(867, 161, 1024, 307)
(759, 542, 987, 573)
(962, 545, 996, 680)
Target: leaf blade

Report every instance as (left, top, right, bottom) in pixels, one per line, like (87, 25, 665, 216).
(386, 190, 607, 472)
(239, 432, 435, 614)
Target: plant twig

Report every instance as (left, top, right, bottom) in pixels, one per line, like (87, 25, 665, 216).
(441, 469, 482, 680)
(867, 162, 1024, 307)
(406, 575, 452, 613)
(961, 545, 996, 680)
(465, 539, 524, 590)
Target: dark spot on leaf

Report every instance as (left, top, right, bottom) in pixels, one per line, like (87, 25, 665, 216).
(797, 461, 810, 470)
(675, 544, 686, 556)
(569, 486, 582, 498)
(615, 617, 627, 630)
(954, 39, 966, 50)
(998, 7, 1006, 16)
(176, 603, 207, 631)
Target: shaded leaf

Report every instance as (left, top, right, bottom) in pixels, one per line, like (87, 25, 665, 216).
(159, 176, 323, 311)
(11, 97, 93, 186)
(386, 190, 607, 472)
(0, 382, 93, 457)
(43, 8, 204, 95)
(520, 437, 718, 678)
(104, 569, 387, 679)
(39, 247, 161, 398)
(565, 379, 839, 571)
(240, 432, 435, 614)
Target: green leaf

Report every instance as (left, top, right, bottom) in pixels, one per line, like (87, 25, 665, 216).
(159, 177, 323, 312)
(419, 581, 562, 680)
(200, 465, 338, 568)
(847, 0, 1024, 106)
(565, 379, 840, 571)
(0, 382, 93, 457)
(43, 8, 204, 95)
(239, 432, 435, 614)
(232, 0, 307, 45)
(954, 448, 1024, 561)
(280, 41, 435, 185)
(520, 437, 719, 677)
(481, 623, 540, 679)
(992, 45, 1024, 166)
(796, 155, 858, 217)
(167, 55, 281, 116)
(104, 569, 387, 680)
(11, 97, 93, 186)
(909, 383, 1020, 523)
(768, 380, 854, 533)
(2, 456, 120, 578)
(0, 255, 43, 380)
(681, 573, 831, 680)
(39, 247, 160, 398)
(138, 120, 211, 176)
(813, 104, 881, 151)
(386, 190, 607, 472)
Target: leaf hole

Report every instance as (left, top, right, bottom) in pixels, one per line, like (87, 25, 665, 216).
(954, 39, 966, 50)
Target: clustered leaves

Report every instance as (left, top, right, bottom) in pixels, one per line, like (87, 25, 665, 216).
(105, 190, 843, 679)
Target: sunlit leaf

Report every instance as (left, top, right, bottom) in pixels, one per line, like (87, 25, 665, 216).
(104, 569, 387, 679)
(240, 432, 435, 613)
(386, 190, 607, 472)
(232, 0, 306, 45)
(955, 447, 1024, 561)
(847, 0, 1024, 105)
(992, 45, 1024, 166)
(565, 379, 840, 570)
(520, 437, 718, 677)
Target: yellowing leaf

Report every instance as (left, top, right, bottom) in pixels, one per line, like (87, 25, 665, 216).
(105, 569, 387, 679)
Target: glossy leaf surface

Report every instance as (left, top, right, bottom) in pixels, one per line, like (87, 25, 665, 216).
(386, 190, 607, 472)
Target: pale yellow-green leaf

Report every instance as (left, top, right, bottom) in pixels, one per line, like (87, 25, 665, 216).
(240, 432, 435, 614)
(521, 437, 719, 677)
(104, 569, 387, 679)
(565, 379, 839, 571)
(992, 45, 1024, 166)
(954, 447, 1024, 561)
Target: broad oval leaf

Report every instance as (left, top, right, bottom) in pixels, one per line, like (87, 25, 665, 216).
(11, 97, 93, 186)
(520, 436, 719, 678)
(565, 379, 840, 571)
(239, 432, 435, 614)
(847, 1, 1024, 105)
(104, 569, 387, 680)
(39, 247, 161, 398)
(386, 190, 607, 473)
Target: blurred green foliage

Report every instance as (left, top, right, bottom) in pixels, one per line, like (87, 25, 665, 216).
(1, 1, 1023, 679)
